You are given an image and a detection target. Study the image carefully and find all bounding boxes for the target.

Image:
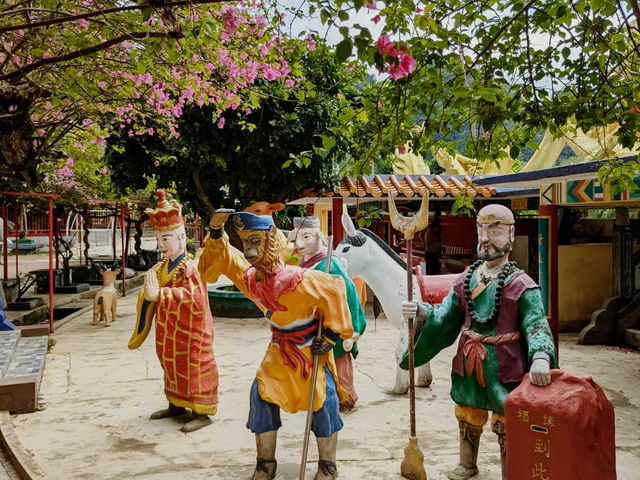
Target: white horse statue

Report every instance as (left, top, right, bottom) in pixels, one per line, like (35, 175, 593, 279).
(335, 213, 434, 395)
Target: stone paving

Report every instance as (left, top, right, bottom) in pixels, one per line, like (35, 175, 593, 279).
(3, 289, 639, 480)
(0, 331, 19, 377)
(4, 336, 48, 378)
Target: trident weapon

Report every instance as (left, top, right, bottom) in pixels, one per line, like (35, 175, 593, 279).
(299, 236, 334, 480)
(388, 193, 429, 480)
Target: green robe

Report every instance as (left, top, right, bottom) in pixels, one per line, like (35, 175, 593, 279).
(400, 270, 557, 414)
(313, 257, 366, 359)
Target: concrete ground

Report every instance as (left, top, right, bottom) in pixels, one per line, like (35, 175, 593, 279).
(4, 288, 640, 480)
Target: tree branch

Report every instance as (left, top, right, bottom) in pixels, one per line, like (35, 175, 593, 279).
(0, 0, 234, 34)
(1, 31, 177, 82)
(192, 170, 216, 216)
(466, 0, 538, 72)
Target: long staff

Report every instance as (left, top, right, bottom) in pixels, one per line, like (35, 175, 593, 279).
(388, 194, 429, 480)
(299, 236, 334, 480)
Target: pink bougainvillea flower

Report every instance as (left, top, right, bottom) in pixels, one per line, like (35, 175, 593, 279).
(397, 145, 406, 154)
(217, 117, 225, 128)
(147, 127, 155, 136)
(82, 118, 93, 126)
(307, 34, 317, 51)
(483, 131, 491, 138)
(377, 34, 399, 58)
(630, 106, 639, 114)
(57, 166, 73, 177)
(366, 1, 377, 9)
(285, 78, 295, 88)
(42, 51, 52, 59)
(66, 158, 74, 167)
(76, 19, 90, 30)
(389, 53, 416, 80)
(99, 167, 108, 174)
(376, 34, 392, 55)
(372, 15, 381, 24)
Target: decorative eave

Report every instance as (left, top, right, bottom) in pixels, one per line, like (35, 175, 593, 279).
(291, 174, 500, 205)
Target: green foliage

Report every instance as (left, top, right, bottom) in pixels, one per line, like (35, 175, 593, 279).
(586, 209, 615, 219)
(34, 138, 113, 209)
(105, 44, 372, 215)
(451, 193, 476, 217)
(355, 203, 384, 228)
(307, 0, 640, 190)
(0, 1, 299, 189)
(597, 158, 640, 197)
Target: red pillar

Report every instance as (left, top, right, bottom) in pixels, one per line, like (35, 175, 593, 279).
(331, 197, 344, 248)
(2, 205, 7, 281)
(48, 198, 54, 333)
(120, 205, 126, 296)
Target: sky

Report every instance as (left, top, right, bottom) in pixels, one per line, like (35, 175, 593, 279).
(280, 0, 384, 45)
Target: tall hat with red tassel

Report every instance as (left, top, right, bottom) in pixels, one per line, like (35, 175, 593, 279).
(144, 189, 183, 231)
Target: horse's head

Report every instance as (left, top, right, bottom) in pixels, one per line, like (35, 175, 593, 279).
(334, 213, 371, 278)
(335, 213, 409, 281)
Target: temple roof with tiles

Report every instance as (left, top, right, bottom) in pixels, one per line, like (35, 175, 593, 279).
(298, 174, 497, 201)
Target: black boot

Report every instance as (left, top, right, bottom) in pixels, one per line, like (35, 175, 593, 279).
(181, 413, 212, 432)
(150, 403, 186, 420)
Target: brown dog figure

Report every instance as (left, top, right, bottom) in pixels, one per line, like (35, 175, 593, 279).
(92, 267, 121, 327)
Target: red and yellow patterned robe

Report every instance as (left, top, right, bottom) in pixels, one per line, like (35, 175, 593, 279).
(135, 257, 218, 415)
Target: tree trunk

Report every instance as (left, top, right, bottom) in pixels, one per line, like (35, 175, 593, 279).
(0, 81, 45, 185)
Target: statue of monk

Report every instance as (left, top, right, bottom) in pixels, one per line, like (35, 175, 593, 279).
(128, 189, 218, 432)
(400, 203, 557, 480)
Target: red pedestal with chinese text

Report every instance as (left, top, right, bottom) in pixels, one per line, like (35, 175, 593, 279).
(504, 369, 615, 480)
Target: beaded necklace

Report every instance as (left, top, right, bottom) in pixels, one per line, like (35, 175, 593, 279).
(463, 259, 517, 325)
(157, 254, 190, 287)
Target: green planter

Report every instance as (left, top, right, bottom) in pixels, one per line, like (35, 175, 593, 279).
(207, 284, 263, 318)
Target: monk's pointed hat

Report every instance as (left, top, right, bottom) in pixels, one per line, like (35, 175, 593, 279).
(144, 189, 183, 231)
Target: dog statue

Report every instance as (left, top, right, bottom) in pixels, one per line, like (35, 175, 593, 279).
(92, 267, 121, 327)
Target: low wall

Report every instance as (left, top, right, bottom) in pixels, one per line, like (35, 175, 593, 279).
(558, 243, 612, 331)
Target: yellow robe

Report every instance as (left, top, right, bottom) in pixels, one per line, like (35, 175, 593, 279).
(198, 235, 353, 413)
